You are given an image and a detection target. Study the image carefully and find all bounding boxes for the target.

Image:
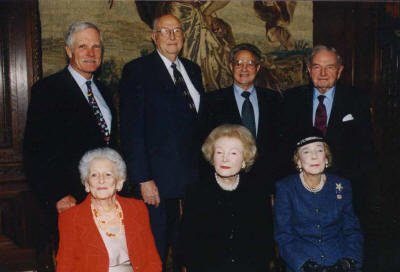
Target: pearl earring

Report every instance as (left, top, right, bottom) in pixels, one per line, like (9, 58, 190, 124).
(85, 184, 90, 193)
(242, 161, 246, 169)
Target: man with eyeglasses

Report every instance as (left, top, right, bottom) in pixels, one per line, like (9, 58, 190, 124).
(199, 42, 282, 265)
(119, 14, 204, 271)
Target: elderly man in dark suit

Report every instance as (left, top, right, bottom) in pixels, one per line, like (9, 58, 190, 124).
(201, 43, 283, 190)
(119, 14, 204, 270)
(24, 21, 117, 270)
(281, 45, 374, 219)
(200, 43, 282, 266)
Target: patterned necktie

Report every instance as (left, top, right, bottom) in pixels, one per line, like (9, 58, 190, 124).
(171, 63, 197, 113)
(314, 95, 327, 136)
(86, 81, 110, 145)
(241, 91, 256, 138)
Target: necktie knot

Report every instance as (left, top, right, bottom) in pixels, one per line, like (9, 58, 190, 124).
(318, 95, 325, 103)
(86, 81, 92, 93)
(241, 91, 251, 99)
(171, 63, 177, 70)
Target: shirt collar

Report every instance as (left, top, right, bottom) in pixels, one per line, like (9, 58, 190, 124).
(313, 86, 335, 102)
(234, 84, 256, 96)
(157, 50, 181, 69)
(68, 65, 93, 87)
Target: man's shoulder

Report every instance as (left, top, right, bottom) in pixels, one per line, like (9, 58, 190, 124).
(335, 84, 369, 99)
(283, 85, 312, 97)
(122, 51, 158, 71)
(30, 68, 72, 96)
(203, 86, 233, 105)
(33, 68, 69, 87)
(207, 86, 233, 97)
(255, 86, 282, 100)
(180, 56, 201, 70)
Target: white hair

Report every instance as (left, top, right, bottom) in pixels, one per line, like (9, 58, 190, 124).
(65, 21, 103, 48)
(79, 147, 126, 185)
(307, 45, 342, 67)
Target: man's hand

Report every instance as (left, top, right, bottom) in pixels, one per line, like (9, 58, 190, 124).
(140, 180, 160, 207)
(56, 195, 77, 214)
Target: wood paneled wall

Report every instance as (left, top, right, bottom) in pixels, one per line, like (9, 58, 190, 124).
(0, 0, 41, 246)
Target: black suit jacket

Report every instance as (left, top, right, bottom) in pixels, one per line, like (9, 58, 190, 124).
(119, 51, 204, 198)
(23, 67, 118, 205)
(181, 173, 273, 271)
(281, 85, 374, 184)
(200, 86, 283, 193)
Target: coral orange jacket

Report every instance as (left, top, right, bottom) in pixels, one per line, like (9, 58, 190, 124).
(57, 194, 161, 272)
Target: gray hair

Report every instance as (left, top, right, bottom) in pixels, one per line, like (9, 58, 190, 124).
(65, 21, 103, 48)
(230, 43, 262, 64)
(79, 147, 126, 185)
(307, 45, 342, 67)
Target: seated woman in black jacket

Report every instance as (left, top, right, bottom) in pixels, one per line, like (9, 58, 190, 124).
(181, 124, 273, 272)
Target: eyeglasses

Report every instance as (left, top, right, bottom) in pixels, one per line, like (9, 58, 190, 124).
(233, 59, 259, 69)
(155, 28, 183, 37)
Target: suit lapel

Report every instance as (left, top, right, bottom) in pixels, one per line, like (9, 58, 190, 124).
(305, 86, 314, 127)
(118, 196, 145, 254)
(227, 86, 242, 124)
(181, 59, 204, 95)
(327, 85, 346, 137)
(255, 88, 269, 142)
(77, 196, 108, 255)
(62, 68, 104, 131)
(151, 51, 176, 94)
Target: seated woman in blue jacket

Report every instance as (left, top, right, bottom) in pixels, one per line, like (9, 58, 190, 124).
(274, 134, 363, 272)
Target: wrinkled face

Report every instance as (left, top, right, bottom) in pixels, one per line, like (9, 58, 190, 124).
(151, 15, 183, 62)
(308, 50, 344, 94)
(65, 27, 102, 80)
(213, 137, 244, 178)
(230, 50, 260, 91)
(86, 158, 123, 200)
(297, 142, 327, 176)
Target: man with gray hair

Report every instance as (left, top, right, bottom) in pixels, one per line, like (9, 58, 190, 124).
(281, 45, 374, 220)
(24, 21, 117, 270)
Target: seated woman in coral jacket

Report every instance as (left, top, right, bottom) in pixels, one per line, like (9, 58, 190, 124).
(56, 148, 161, 272)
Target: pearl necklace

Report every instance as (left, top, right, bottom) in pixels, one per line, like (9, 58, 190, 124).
(300, 172, 326, 193)
(91, 200, 124, 238)
(215, 173, 240, 191)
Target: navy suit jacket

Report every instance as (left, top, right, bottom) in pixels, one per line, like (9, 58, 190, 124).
(281, 85, 374, 184)
(24, 67, 118, 204)
(200, 86, 283, 193)
(274, 174, 363, 272)
(119, 51, 204, 198)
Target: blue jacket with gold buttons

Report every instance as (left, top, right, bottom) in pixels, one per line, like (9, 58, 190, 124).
(274, 174, 363, 272)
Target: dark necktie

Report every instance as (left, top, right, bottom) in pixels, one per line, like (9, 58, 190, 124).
(314, 95, 327, 136)
(171, 63, 196, 113)
(86, 81, 110, 145)
(241, 91, 256, 138)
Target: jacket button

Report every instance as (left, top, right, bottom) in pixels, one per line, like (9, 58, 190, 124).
(315, 208, 320, 213)
(318, 239, 322, 243)
(321, 255, 325, 258)
(317, 224, 321, 229)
